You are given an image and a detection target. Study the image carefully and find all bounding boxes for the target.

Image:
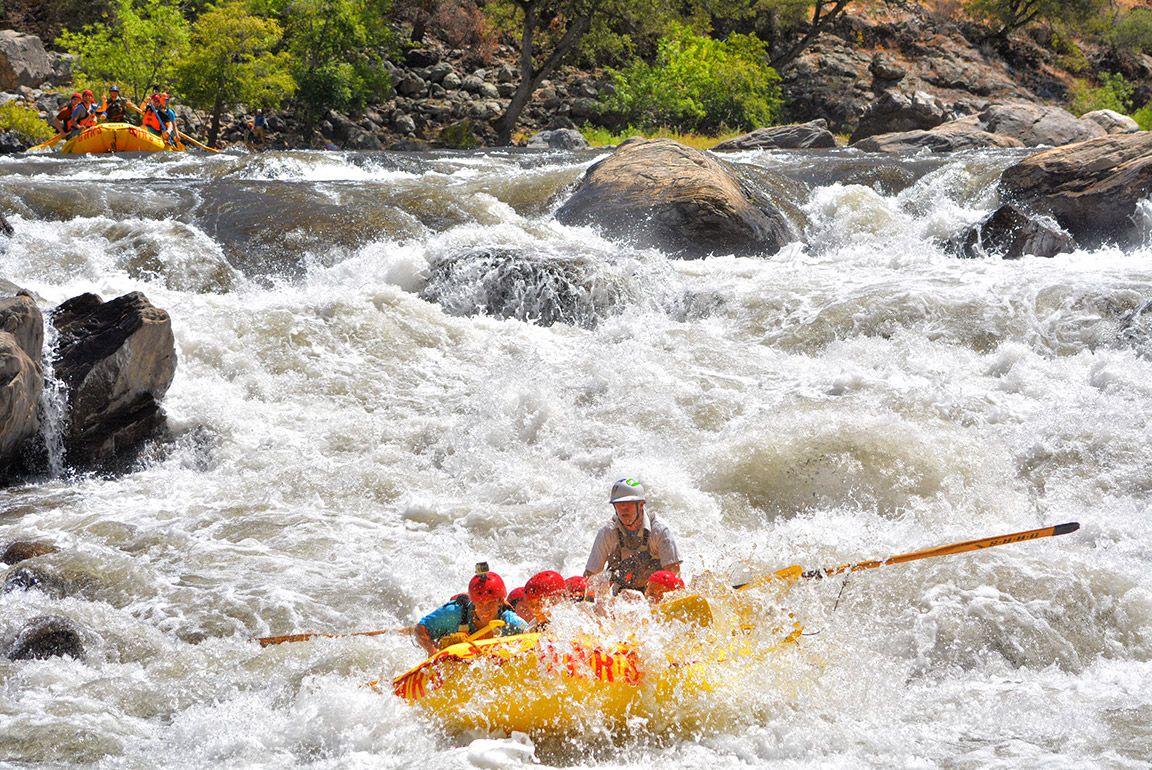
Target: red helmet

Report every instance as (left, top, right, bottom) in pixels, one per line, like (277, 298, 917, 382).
(82, 89, 93, 97)
(468, 571, 506, 603)
(647, 570, 685, 591)
(507, 586, 526, 607)
(524, 570, 566, 600)
(565, 576, 592, 601)
(71, 93, 81, 100)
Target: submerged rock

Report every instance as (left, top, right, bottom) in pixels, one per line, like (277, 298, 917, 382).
(998, 132, 1152, 249)
(421, 248, 623, 327)
(7, 614, 86, 661)
(52, 292, 177, 471)
(711, 120, 838, 151)
(555, 138, 797, 258)
(1, 541, 59, 565)
(952, 204, 1076, 259)
(2, 564, 70, 597)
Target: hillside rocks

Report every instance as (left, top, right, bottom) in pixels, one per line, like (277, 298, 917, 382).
(850, 90, 948, 142)
(0, 30, 51, 91)
(0, 293, 43, 476)
(711, 120, 838, 151)
(555, 138, 796, 258)
(998, 132, 1152, 249)
(52, 292, 177, 471)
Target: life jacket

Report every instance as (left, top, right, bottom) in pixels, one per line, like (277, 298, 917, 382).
(103, 98, 125, 122)
(142, 105, 164, 134)
(435, 594, 515, 648)
(606, 514, 664, 593)
(56, 106, 73, 132)
(72, 102, 97, 130)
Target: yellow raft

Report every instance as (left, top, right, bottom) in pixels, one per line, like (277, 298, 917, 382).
(388, 594, 803, 733)
(60, 122, 176, 154)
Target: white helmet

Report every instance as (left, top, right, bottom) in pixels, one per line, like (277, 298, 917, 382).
(609, 478, 646, 503)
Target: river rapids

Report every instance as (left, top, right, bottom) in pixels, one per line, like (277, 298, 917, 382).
(1, 146, 1151, 769)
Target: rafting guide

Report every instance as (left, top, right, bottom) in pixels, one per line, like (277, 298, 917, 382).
(584, 478, 682, 593)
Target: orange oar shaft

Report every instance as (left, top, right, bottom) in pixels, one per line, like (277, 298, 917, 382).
(799, 522, 1080, 580)
(256, 626, 414, 647)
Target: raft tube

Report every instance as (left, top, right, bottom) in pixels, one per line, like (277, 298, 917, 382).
(61, 123, 173, 154)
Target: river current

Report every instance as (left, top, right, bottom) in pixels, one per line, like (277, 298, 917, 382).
(1, 146, 1151, 769)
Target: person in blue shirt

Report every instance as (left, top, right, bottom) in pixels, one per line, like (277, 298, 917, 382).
(415, 568, 527, 656)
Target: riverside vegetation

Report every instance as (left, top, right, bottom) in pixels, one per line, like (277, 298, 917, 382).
(0, 0, 1150, 149)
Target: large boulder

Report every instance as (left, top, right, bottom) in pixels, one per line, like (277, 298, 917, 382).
(711, 120, 838, 151)
(51, 292, 177, 470)
(1, 541, 59, 565)
(1079, 109, 1140, 135)
(525, 129, 590, 150)
(998, 132, 1152, 249)
(979, 103, 1106, 147)
(0, 31, 52, 91)
(0, 293, 44, 479)
(6, 615, 85, 661)
(850, 90, 947, 143)
(952, 204, 1076, 259)
(555, 138, 797, 258)
(854, 121, 1024, 153)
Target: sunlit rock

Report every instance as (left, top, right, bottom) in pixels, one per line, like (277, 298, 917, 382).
(6, 614, 85, 661)
(51, 292, 177, 471)
(854, 122, 1023, 153)
(999, 132, 1152, 249)
(711, 120, 838, 151)
(979, 103, 1106, 147)
(0, 292, 44, 481)
(850, 90, 947, 143)
(555, 138, 797, 258)
(0, 31, 52, 91)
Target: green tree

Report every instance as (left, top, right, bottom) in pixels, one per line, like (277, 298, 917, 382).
(175, 1, 296, 146)
(601, 26, 781, 133)
(57, 0, 191, 104)
(281, 0, 396, 132)
(1109, 7, 1152, 56)
(964, 0, 1106, 40)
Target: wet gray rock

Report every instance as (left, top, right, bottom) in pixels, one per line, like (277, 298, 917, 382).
(1, 541, 59, 565)
(999, 132, 1152, 249)
(850, 90, 947, 143)
(51, 291, 177, 471)
(2, 564, 70, 596)
(526, 129, 590, 150)
(854, 122, 1024, 153)
(7, 615, 85, 661)
(555, 138, 797, 258)
(0, 211, 11, 237)
(711, 120, 838, 151)
(979, 103, 1106, 147)
(421, 248, 624, 328)
(954, 204, 1076, 258)
(0, 31, 53, 91)
(0, 293, 44, 480)
(1080, 109, 1140, 135)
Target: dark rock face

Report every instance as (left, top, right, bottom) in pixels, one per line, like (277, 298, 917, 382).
(1, 541, 59, 565)
(711, 120, 838, 151)
(1, 210, 12, 237)
(555, 138, 797, 258)
(7, 615, 85, 661)
(0, 31, 52, 91)
(998, 132, 1152, 249)
(850, 90, 947, 143)
(979, 103, 1106, 147)
(421, 248, 623, 327)
(52, 292, 177, 470)
(0, 293, 44, 477)
(953, 204, 1076, 259)
(2, 564, 69, 596)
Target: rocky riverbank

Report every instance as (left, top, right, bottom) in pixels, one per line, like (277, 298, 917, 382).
(2, 2, 1150, 152)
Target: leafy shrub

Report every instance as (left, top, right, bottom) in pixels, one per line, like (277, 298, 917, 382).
(1109, 8, 1152, 56)
(437, 119, 478, 149)
(0, 102, 55, 144)
(600, 26, 781, 134)
(1133, 106, 1152, 132)
(1070, 72, 1135, 116)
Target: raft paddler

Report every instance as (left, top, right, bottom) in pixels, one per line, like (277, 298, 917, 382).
(645, 570, 684, 603)
(54, 93, 80, 134)
(142, 92, 177, 145)
(414, 565, 527, 656)
(100, 85, 127, 123)
(583, 478, 682, 594)
(519, 570, 567, 628)
(68, 90, 98, 137)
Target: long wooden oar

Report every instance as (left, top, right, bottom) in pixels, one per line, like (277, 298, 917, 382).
(740, 522, 1080, 588)
(28, 132, 66, 152)
(256, 626, 415, 648)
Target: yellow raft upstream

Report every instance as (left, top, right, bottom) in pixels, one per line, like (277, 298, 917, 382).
(386, 594, 804, 733)
(61, 122, 178, 154)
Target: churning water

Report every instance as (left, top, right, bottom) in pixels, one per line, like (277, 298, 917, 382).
(1, 145, 1151, 769)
